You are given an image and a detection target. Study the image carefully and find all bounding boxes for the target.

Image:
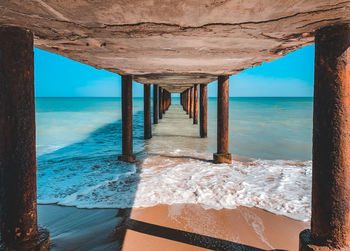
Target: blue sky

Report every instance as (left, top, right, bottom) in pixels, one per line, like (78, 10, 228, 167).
(34, 45, 314, 97)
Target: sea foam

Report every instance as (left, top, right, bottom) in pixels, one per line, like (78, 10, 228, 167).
(38, 148, 311, 222)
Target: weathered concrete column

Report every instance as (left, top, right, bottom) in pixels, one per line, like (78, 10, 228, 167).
(159, 87, 163, 119)
(153, 84, 158, 124)
(189, 87, 193, 118)
(0, 26, 50, 250)
(144, 84, 152, 139)
(213, 76, 232, 164)
(200, 84, 208, 138)
(299, 24, 350, 251)
(118, 75, 136, 163)
(193, 84, 198, 124)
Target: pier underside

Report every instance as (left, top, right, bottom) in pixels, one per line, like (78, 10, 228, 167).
(0, 0, 349, 90)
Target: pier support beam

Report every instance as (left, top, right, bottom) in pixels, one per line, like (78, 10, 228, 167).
(189, 87, 193, 118)
(193, 84, 198, 124)
(0, 26, 49, 250)
(200, 84, 208, 138)
(299, 24, 350, 251)
(213, 76, 232, 164)
(153, 84, 158, 124)
(144, 84, 152, 139)
(159, 87, 163, 119)
(183, 91, 185, 111)
(118, 75, 136, 163)
(180, 92, 183, 107)
(186, 89, 190, 115)
(162, 89, 166, 114)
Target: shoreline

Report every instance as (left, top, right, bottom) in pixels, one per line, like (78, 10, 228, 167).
(38, 203, 309, 251)
(38, 202, 309, 223)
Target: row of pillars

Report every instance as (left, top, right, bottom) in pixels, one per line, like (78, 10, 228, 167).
(144, 84, 171, 140)
(0, 25, 350, 251)
(180, 78, 232, 164)
(181, 84, 207, 136)
(118, 79, 172, 163)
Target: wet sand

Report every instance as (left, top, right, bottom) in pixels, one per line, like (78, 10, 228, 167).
(38, 204, 308, 251)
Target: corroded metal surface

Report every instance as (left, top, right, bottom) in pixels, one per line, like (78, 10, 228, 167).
(303, 24, 350, 250)
(189, 87, 193, 119)
(193, 84, 198, 124)
(153, 84, 158, 124)
(159, 87, 163, 119)
(200, 84, 208, 138)
(214, 76, 232, 164)
(0, 26, 49, 250)
(144, 84, 152, 139)
(118, 75, 136, 163)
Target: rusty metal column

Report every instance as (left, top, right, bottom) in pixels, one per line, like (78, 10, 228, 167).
(184, 91, 186, 112)
(193, 84, 198, 124)
(144, 84, 152, 139)
(189, 87, 193, 118)
(180, 92, 183, 108)
(187, 89, 190, 115)
(200, 84, 208, 138)
(0, 26, 50, 250)
(118, 75, 136, 163)
(159, 87, 163, 119)
(213, 76, 232, 164)
(162, 90, 166, 114)
(153, 84, 158, 124)
(184, 91, 187, 113)
(181, 92, 186, 111)
(299, 24, 350, 251)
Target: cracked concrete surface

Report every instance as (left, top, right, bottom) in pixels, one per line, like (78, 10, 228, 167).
(0, 0, 349, 92)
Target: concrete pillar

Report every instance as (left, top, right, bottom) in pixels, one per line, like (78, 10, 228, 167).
(193, 84, 198, 124)
(200, 84, 208, 138)
(118, 75, 136, 163)
(213, 76, 232, 164)
(299, 24, 350, 251)
(153, 84, 158, 124)
(0, 26, 49, 250)
(189, 87, 193, 118)
(144, 84, 152, 139)
(159, 87, 163, 119)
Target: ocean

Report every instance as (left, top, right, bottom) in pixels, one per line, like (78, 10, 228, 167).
(36, 97, 313, 221)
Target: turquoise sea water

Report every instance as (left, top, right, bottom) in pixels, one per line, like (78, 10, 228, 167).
(36, 97, 313, 220)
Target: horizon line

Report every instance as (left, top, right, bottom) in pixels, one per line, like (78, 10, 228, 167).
(36, 96, 313, 98)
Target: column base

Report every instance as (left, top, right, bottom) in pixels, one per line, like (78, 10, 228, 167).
(299, 229, 345, 251)
(213, 152, 232, 164)
(0, 227, 50, 251)
(118, 154, 136, 163)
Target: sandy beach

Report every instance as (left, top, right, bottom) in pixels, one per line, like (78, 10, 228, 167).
(38, 204, 308, 251)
